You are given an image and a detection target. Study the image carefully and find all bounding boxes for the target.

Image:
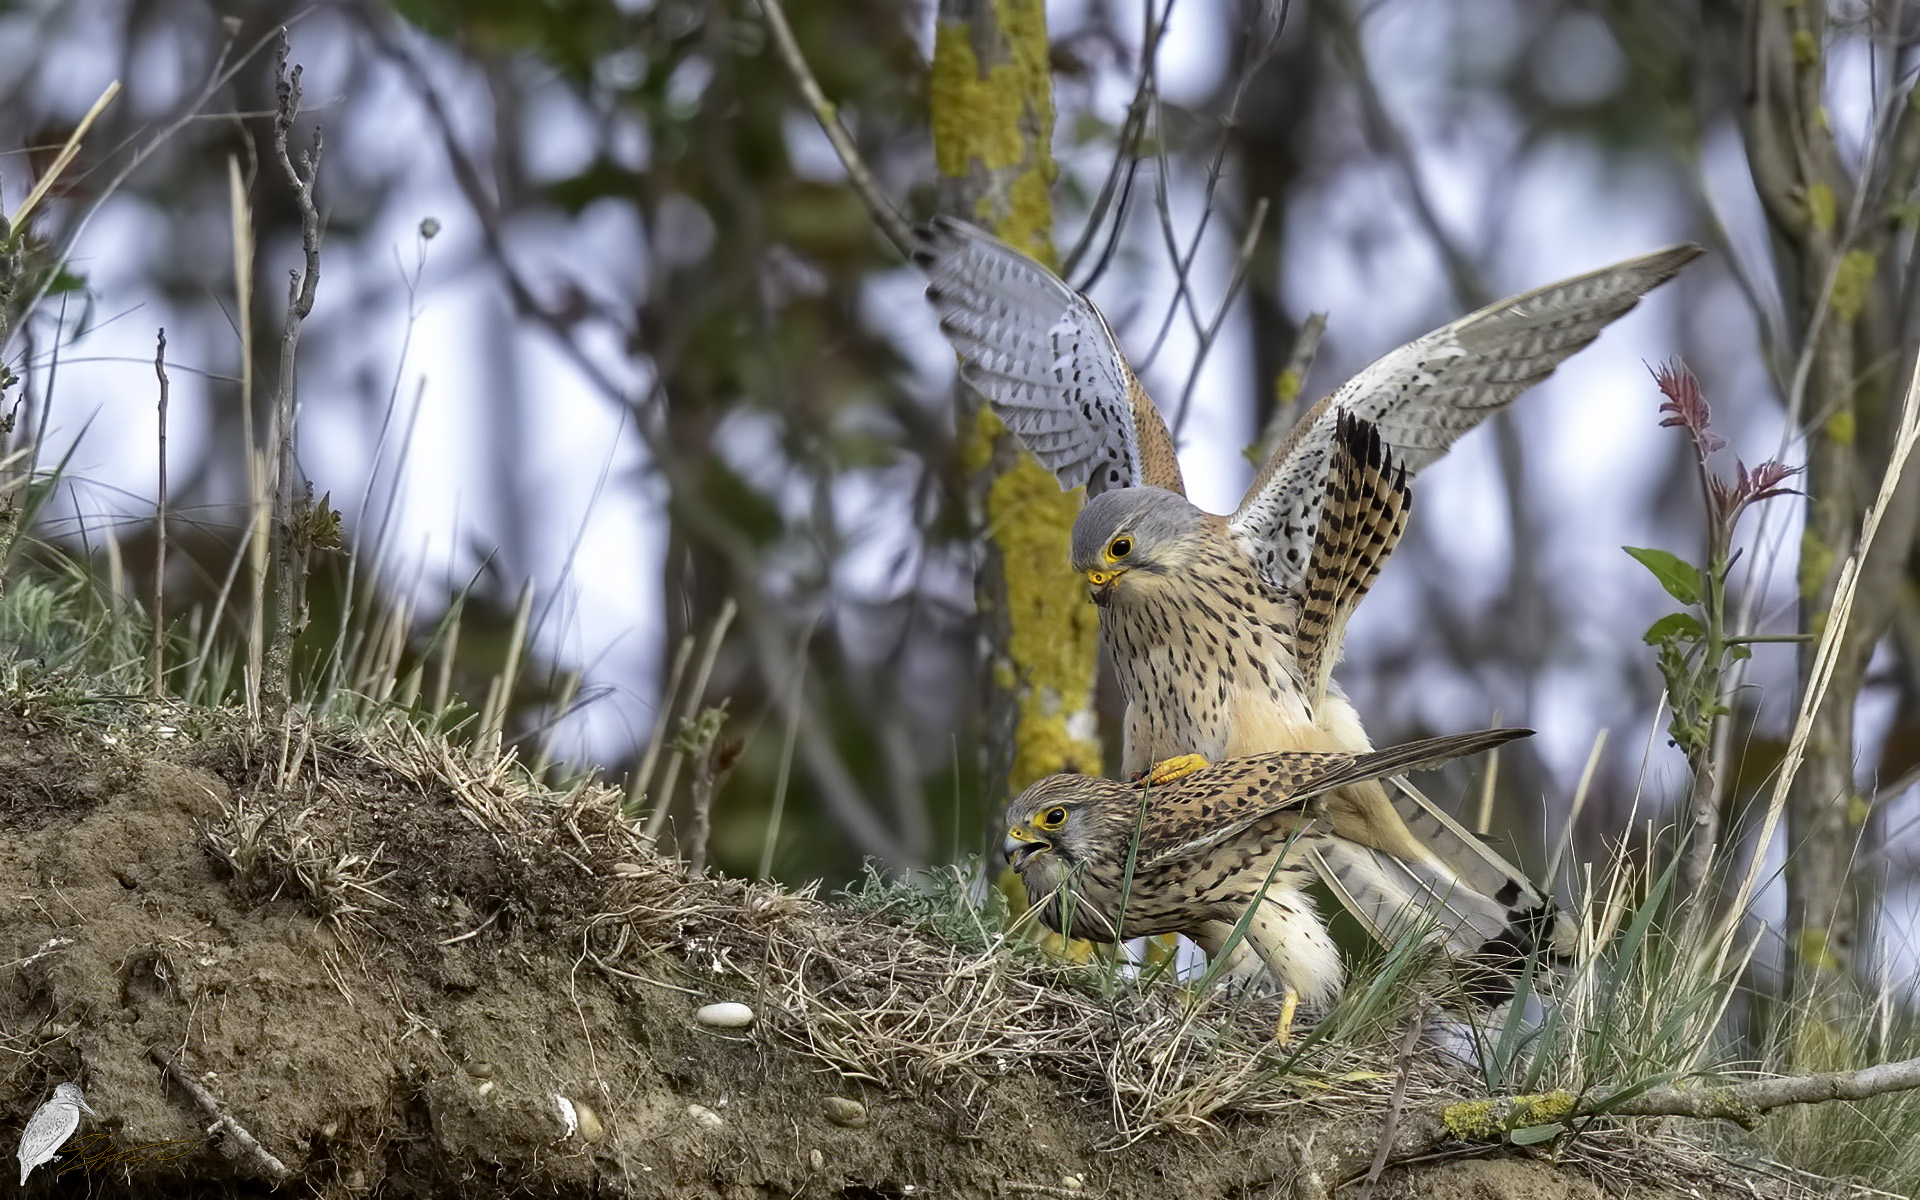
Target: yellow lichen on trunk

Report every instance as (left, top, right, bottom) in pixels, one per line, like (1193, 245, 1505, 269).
(933, 0, 1100, 791)
(985, 412, 1103, 785)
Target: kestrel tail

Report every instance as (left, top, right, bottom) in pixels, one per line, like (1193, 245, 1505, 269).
(1003, 727, 1552, 1038)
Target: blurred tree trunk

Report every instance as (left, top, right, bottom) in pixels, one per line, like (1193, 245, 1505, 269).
(1234, 14, 1318, 443)
(930, 0, 1101, 794)
(1730, 0, 1920, 1002)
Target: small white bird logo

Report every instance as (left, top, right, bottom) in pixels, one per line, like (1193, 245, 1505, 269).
(17, 1082, 97, 1185)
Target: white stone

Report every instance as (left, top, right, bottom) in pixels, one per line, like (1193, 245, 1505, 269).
(694, 1001, 755, 1029)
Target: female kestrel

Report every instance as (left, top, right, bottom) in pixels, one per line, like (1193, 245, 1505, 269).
(1002, 727, 1558, 1038)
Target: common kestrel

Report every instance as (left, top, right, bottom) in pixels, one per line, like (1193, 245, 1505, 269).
(916, 217, 1700, 779)
(1002, 727, 1559, 1038)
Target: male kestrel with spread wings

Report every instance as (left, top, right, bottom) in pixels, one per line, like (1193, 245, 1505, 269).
(1003, 727, 1561, 1038)
(917, 218, 1700, 783)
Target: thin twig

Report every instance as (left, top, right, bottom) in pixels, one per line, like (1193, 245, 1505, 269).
(262, 28, 324, 718)
(1356, 1012, 1423, 1200)
(1062, 0, 1169, 285)
(1250, 311, 1325, 466)
(630, 634, 694, 815)
(148, 1047, 291, 1183)
(1170, 196, 1268, 437)
(1138, 3, 1287, 375)
(151, 327, 168, 698)
(643, 597, 737, 843)
(758, 617, 817, 879)
(756, 0, 914, 256)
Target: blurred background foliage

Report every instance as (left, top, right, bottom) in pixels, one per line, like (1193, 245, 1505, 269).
(2, 0, 1920, 993)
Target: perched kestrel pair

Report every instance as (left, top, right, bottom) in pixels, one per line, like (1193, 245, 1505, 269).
(917, 217, 1700, 1027)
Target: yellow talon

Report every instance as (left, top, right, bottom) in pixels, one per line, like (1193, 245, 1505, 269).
(1275, 986, 1299, 1045)
(1144, 754, 1211, 786)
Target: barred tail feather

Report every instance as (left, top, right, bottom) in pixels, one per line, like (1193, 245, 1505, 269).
(1293, 414, 1411, 708)
(1385, 775, 1580, 959)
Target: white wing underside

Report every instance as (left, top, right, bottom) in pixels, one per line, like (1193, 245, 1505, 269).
(916, 218, 1152, 497)
(1229, 244, 1702, 593)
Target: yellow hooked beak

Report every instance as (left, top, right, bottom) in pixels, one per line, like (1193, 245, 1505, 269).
(1004, 825, 1048, 867)
(1083, 567, 1127, 605)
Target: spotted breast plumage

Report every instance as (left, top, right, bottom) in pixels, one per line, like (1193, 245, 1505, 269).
(1002, 728, 1563, 1037)
(917, 215, 1701, 777)
(920, 220, 1697, 970)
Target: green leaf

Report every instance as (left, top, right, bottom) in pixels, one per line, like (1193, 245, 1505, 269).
(1727, 644, 1753, 663)
(1642, 612, 1704, 645)
(1623, 546, 1704, 606)
(1508, 1122, 1564, 1146)
(42, 264, 87, 295)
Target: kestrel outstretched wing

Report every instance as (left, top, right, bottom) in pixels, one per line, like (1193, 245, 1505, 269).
(1230, 244, 1704, 593)
(1292, 414, 1411, 706)
(1141, 727, 1532, 868)
(914, 216, 1185, 498)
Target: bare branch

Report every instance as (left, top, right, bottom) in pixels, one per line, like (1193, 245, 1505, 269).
(757, 0, 914, 257)
(1138, 1, 1289, 374)
(1170, 195, 1267, 437)
(1062, 0, 1167, 285)
(1293, 1050, 1920, 1189)
(1607, 1054, 1920, 1121)
(262, 28, 324, 718)
(1250, 311, 1325, 465)
(149, 1047, 291, 1183)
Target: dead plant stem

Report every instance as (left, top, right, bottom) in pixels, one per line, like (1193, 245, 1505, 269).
(151, 327, 168, 697)
(263, 29, 324, 718)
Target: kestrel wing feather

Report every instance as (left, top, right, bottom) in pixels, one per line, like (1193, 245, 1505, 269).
(1143, 728, 1532, 868)
(1305, 837, 1521, 957)
(1293, 414, 1411, 706)
(914, 216, 1184, 498)
(1230, 244, 1703, 592)
(1385, 776, 1579, 956)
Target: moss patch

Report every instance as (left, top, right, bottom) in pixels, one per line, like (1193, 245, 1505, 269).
(1829, 249, 1877, 323)
(929, 0, 1058, 260)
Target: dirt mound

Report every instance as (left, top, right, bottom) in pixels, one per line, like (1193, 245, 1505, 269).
(0, 697, 1787, 1198)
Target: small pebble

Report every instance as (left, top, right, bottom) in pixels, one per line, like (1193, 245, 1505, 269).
(468, 1061, 495, 1078)
(1061, 1174, 1085, 1191)
(553, 1096, 578, 1140)
(574, 1101, 604, 1143)
(810, 1149, 825, 1171)
(476, 1081, 495, 1098)
(820, 1096, 867, 1128)
(695, 1001, 755, 1029)
(687, 1103, 725, 1131)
